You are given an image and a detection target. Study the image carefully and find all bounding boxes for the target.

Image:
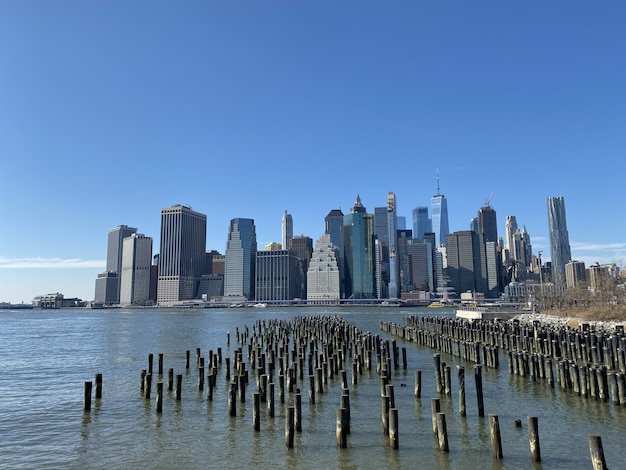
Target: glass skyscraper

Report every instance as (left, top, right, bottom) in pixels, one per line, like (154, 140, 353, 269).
(431, 174, 449, 247)
(224, 218, 257, 301)
(547, 196, 572, 286)
(412, 206, 431, 240)
(343, 195, 374, 299)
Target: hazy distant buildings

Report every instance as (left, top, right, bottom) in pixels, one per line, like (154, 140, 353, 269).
(307, 234, 341, 300)
(120, 233, 153, 306)
(224, 218, 257, 301)
(431, 174, 449, 247)
(281, 211, 293, 251)
(157, 205, 207, 304)
(547, 196, 572, 286)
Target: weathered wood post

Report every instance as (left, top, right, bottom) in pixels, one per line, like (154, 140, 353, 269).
(167, 368, 174, 391)
(458, 366, 466, 417)
(414, 370, 422, 398)
(381, 394, 390, 436)
(158, 353, 163, 375)
(434, 354, 443, 394)
(436, 412, 449, 452)
(253, 392, 260, 431)
(589, 435, 608, 470)
(145, 373, 152, 399)
(225, 357, 231, 382)
(185, 350, 190, 369)
(474, 365, 484, 417)
(336, 408, 348, 448)
(268, 382, 275, 417)
(207, 373, 214, 401)
(175, 374, 182, 401)
(340, 390, 351, 434)
(83, 381, 92, 411)
(389, 408, 399, 449)
(156, 382, 163, 413)
(198, 366, 204, 391)
(295, 392, 302, 433)
(95, 373, 103, 399)
(402, 347, 407, 369)
(285, 406, 295, 448)
(228, 382, 237, 417)
(148, 353, 154, 375)
(140, 370, 146, 394)
(238, 373, 246, 403)
(527, 416, 541, 462)
(489, 414, 503, 459)
(431, 398, 440, 435)
(308, 374, 315, 404)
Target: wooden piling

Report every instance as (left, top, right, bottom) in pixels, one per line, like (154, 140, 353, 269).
(295, 392, 302, 433)
(167, 368, 174, 391)
(285, 406, 295, 448)
(434, 354, 442, 394)
(228, 382, 237, 417)
(527, 416, 541, 462)
(145, 373, 152, 400)
(158, 353, 163, 375)
(458, 366, 466, 417)
(489, 414, 503, 459)
(253, 392, 260, 431)
(95, 373, 103, 399)
(381, 394, 390, 436)
(436, 412, 449, 452)
(175, 374, 182, 401)
(431, 398, 440, 435)
(83, 381, 92, 411)
(389, 408, 399, 449)
(336, 408, 348, 448)
(474, 365, 484, 417)
(268, 382, 275, 417)
(156, 382, 163, 413)
(588, 435, 608, 470)
(414, 370, 422, 398)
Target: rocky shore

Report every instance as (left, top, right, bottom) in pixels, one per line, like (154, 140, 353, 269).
(512, 311, 624, 332)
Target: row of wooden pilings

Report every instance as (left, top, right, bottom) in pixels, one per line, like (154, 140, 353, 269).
(82, 313, 611, 469)
(380, 316, 614, 469)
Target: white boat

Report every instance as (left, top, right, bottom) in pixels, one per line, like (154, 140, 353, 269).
(456, 303, 526, 321)
(252, 303, 267, 308)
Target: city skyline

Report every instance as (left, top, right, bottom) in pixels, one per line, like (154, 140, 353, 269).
(2, 2, 625, 303)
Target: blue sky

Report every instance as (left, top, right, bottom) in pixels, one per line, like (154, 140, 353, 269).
(1, 1, 625, 303)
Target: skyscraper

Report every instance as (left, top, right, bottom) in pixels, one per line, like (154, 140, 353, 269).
(477, 204, 498, 243)
(387, 192, 399, 299)
(505, 216, 518, 259)
(343, 195, 374, 299)
(94, 224, 137, 305)
(431, 172, 449, 247)
(281, 211, 293, 251)
(224, 218, 257, 301)
(446, 230, 488, 297)
(307, 234, 341, 301)
(120, 233, 153, 306)
(412, 206, 431, 240)
(157, 205, 207, 304)
(547, 196, 572, 286)
(255, 250, 301, 301)
(325, 208, 345, 297)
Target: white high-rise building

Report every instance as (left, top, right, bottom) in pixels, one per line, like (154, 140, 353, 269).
(282, 211, 293, 251)
(307, 234, 340, 301)
(120, 233, 153, 306)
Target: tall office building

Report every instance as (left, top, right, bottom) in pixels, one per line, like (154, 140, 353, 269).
(343, 195, 375, 298)
(224, 218, 257, 301)
(307, 234, 341, 301)
(373, 206, 390, 299)
(565, 260, 587, 289)
(157, 205, 207, 304)
(387, 192, 399, 298)
(405, 239, 434, 292)
(431, 172, 449, 247)
(325, 208, 345, 297)
(94, 224, 137, 305)
(505, 216, 518, 259)
(120, 233, 153, 306)
(477, 204, 498, 243)
(281, 211, 293, 251)
(255, 250, 301, 301)
(412, 206, 431, 240)
(446, 230, 488, 297)
(547, 196, 572, 286)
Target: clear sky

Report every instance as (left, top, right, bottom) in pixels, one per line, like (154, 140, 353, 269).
(1, 1, 625, 303)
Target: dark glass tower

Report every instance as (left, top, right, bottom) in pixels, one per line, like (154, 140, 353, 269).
(547, 196, 572, 286)
(343, 195, 374, 299)
(224, 218, 257, 300)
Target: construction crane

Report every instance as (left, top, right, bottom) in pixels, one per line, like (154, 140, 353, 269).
(484, 192, 494, 208)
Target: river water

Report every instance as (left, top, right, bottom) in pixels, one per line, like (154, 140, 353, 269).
(0, 306, 623, 469)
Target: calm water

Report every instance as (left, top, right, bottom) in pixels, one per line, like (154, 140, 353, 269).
(0, 306, 624, 469)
